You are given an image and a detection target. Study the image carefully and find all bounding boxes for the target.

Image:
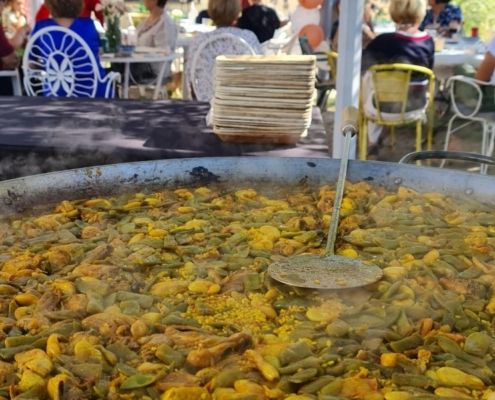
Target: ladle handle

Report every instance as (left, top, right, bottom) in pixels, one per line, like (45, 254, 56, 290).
(325, 106, 359, 255)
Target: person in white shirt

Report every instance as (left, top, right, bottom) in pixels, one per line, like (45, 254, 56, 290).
(131, 0, 177, 83)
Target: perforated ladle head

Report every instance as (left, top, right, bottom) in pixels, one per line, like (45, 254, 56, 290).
(268, 107, 383, 289)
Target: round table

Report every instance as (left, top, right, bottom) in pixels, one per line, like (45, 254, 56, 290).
(433, 45, 485, 81)
(101, 52, 178, 99)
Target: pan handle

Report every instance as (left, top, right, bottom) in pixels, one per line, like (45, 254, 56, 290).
(341, 106, 359, 136)
(399, 151, 495, 166)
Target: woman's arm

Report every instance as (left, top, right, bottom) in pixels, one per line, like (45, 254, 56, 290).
(153, 15, 176, 52)
(475, 38, 495, 82)
(475, 51, 495, 82)
(8, 25, 30, 49)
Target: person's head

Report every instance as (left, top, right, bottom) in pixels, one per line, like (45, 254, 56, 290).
(428, 0, 449, 6)
(389, 0, 426, 25)
(143, 0, 168, 11)
(7, 0, 22, 12)
(208, 0, 241, 27)
(45, 0, 83, 18)
(364, 0, 378, 23)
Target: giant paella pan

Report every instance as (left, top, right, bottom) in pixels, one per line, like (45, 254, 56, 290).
(0, 157, 494, 400)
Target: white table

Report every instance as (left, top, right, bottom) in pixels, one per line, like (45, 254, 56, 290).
(101, 52, 178, 100)
(433, 42, 485, 81)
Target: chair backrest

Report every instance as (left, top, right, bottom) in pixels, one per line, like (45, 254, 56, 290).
(22, 26, 103, 97)
(447, 75, 495, 118)
(190, 32, 256, 102)
(326, 51, 338, 83)
(365, 63, 435, 122)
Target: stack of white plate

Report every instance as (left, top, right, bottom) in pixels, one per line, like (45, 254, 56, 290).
(212, 55, 316, 144)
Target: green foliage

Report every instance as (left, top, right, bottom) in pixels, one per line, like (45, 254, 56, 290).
(453, 0, 495, 40)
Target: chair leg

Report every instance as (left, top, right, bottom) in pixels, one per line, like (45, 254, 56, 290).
(389, 126, 396, 149)
(359, 118, 368, 160)
(426, 118, 433, 150)
(316, 89, 329, 110)
(415, 120, 422, 152)
(481, 121, 489, 174)
(484, 124, 495, 174)
(439, 114, 457, 169)
(427, 106, 434, 151)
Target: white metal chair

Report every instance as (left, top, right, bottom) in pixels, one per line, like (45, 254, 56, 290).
(0, 70, 22, 95)
(441, 76, 495, 174)
(189, 32, 256, 102)
(22, 26, 120, 98)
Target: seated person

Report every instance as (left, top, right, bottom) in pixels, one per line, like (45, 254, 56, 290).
(419, 0, 462, 37)
(331, 0, 376, 51)
(237, 0, 285, 43)
(35, 0, 104, 24)
(0, 0, 29, 95)
(363, 0, 434, 71)
(131, 0, 177, 84)
(362, 0, 434, 152)
(30, 0, 111, 97)
(185, 0, 262, 98)
(2, 0, 27, 37)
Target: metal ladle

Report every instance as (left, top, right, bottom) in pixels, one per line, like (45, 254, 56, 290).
(268, 107, 383, 289)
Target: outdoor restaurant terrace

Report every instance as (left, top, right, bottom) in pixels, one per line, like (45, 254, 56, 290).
(0, 1, 494, 399)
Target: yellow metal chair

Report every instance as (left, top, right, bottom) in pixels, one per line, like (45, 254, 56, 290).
(358, 63, 435, 160)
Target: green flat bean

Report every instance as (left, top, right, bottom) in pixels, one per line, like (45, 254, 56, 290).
(391, 373, 432, 388)
(279, 356, 320, 375)
(299, 376, 335, 394)
(289, 368, 318, 383)
(278, 341, 313, 365)
(437, 336, 486, 367)
(390, 333, 424, 353)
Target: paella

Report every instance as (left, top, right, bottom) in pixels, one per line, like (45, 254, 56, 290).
(0, 180, 494, 399)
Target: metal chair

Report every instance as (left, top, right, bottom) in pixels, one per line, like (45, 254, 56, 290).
(189, 33, 256, 102)
(440, 75, 495, 174)
(299, 36, 337, 109)
(22, 26, 120, 98)
(359, 63, 435, 160)
(0, 70, 22, 95)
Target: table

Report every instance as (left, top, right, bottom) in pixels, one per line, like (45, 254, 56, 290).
(101, 52, 178, 99)
(0, 97, 328, 180)
(434, 42, 485, 81)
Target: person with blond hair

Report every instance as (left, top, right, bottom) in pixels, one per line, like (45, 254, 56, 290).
(363, 0, 434, 71)
(185, 0, 262, 99)
(361, 0, 435, 156)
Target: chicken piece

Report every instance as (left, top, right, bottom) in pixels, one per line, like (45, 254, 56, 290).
(155, 371, 200, 392)
(82, 312, 135, 336)
(0, 360, 14, 384)
(15, 349, 53, 377)
(72, 263, 119, 279)
(186, 332, 252, 369)
(79, 244, 113, 265)
(35, 290, 61, 315)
